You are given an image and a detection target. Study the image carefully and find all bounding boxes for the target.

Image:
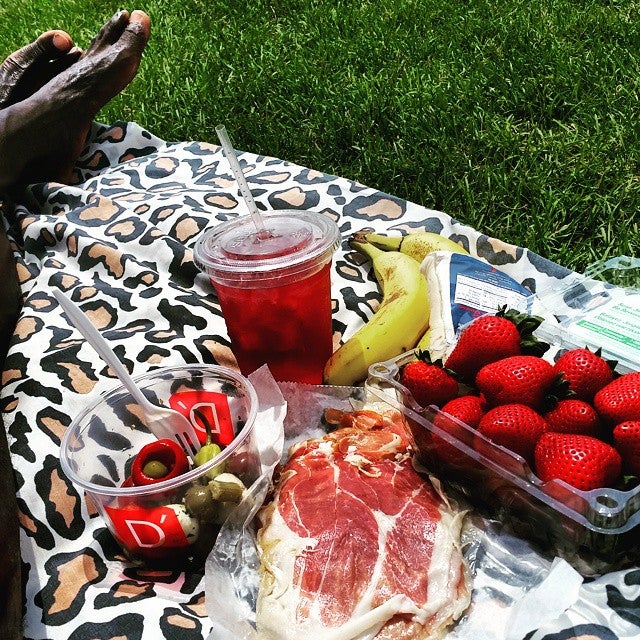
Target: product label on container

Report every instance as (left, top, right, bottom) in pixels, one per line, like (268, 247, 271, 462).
(567, 294, 640, 367)
(169, 390, 235, 446)
(422, 251, 537, 361)
(104, 504, 190, 554)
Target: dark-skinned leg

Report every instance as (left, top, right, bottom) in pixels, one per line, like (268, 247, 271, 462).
(0, 28, 78, 636)
(0, 418, 21, 640)
(0, 9, 151, 191)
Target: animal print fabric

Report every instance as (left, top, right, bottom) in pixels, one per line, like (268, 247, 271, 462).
(0, 120, 637, 640)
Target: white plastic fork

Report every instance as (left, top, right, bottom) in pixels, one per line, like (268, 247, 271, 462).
(53, 289, 201, 459)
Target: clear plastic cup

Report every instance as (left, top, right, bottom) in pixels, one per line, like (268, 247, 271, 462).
(60, 364, 259, 568)
(194, 210, 341, 383)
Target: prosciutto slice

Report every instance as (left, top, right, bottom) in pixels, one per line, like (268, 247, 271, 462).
(256, 409, 470, 640)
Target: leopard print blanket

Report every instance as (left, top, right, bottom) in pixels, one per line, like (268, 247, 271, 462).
(1, 121, 638, 640)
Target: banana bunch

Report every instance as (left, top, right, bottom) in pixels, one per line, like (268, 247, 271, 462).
(323, 230, 470, 386)
(323, 237, 429, 386)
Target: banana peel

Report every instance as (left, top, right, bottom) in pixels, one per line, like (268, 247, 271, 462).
(415, 326, 431, 352)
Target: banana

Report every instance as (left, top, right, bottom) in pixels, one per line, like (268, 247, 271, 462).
(415, 326, 431, 352)
(323, 238, 430, 386)
(360, 230, 468, 263)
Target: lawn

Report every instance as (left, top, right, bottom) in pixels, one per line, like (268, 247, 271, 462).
(1, 0, 639, 272)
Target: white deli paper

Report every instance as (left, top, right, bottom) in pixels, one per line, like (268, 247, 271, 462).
(449, 521, 584, 640)
(504, 557, 583, 639)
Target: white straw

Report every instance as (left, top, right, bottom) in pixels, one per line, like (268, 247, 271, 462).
(216, 125, 268, 236)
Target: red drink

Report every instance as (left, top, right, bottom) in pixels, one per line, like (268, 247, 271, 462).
(194, 211, 340, 383)
(213, 263, 333, 383)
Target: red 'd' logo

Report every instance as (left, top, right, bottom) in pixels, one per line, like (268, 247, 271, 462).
(104, 504, 190, 556)
(168, 390, 235, 446)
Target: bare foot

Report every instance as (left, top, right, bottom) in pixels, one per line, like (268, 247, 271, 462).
(0, 10, 151, 190)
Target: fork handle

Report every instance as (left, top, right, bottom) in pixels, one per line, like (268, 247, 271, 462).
(53, 290, 152, 410)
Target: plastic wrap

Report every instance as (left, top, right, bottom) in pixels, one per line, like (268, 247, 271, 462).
(202, 370, 597, 640)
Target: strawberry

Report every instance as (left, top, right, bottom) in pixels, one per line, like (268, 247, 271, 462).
(444, 307, 549, 383)
(475, 403, 548, 463)
(543, 398, 601, 437)
(475, 355, 561, 410)
(612, 421, 640, 477)
(399, 356, 458, 408)
(430, 396, 486, 467)
(553, 347, 615, 402)
(593, 372, 640, 425)
(439, 394, 487, 428)
(534, 432, 622, 491)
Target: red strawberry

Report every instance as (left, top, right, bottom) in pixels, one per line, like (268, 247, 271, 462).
(612, 421, 640, 477)
(445, 307, 548, 383)
(475, 403, 548, 463)
(593, 372, 640, 425)
(431, 395, 487, 466)
(534, 432, 622, 491)
(399, 358, 458, 408)
(439, 394, 487, 429)
(475, 355, 559, 410)
(543, 399, 601, 437)
(553, 347, 615, 401)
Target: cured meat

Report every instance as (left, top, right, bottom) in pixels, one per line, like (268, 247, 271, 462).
(256, 409, 471, 640)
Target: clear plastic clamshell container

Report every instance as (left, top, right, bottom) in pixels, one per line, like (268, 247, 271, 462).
(534, 255, 640, 373)
(365, 257, 640, 575)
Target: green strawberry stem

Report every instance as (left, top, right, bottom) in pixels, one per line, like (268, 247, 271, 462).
(542, 373, 574, 411)
(593, 346, 619, 372)
(498, 306, 551, 357)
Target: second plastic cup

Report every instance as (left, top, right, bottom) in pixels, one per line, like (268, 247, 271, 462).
(194, 210, 340, 384)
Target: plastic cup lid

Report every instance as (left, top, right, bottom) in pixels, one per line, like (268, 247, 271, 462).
(193, 210, 341, 282)
(220, 218, 314, 260)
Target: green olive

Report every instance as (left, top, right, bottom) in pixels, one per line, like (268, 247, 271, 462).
(142, 460, 169, 478)
(184, 485, 218, 522)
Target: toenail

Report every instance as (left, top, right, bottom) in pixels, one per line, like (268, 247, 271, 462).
(52, 33, 72, 51)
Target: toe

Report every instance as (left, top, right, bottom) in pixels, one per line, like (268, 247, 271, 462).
(86, 10, 130, 51)
(0, 30, 73, 76)
(129, 10, 152, 37)
(43, 30, 75, 55)
(0, 31, 74, 107)
(122, 10, 152, 53)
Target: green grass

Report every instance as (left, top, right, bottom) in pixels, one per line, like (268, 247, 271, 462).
(1, 0, 639, 272)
